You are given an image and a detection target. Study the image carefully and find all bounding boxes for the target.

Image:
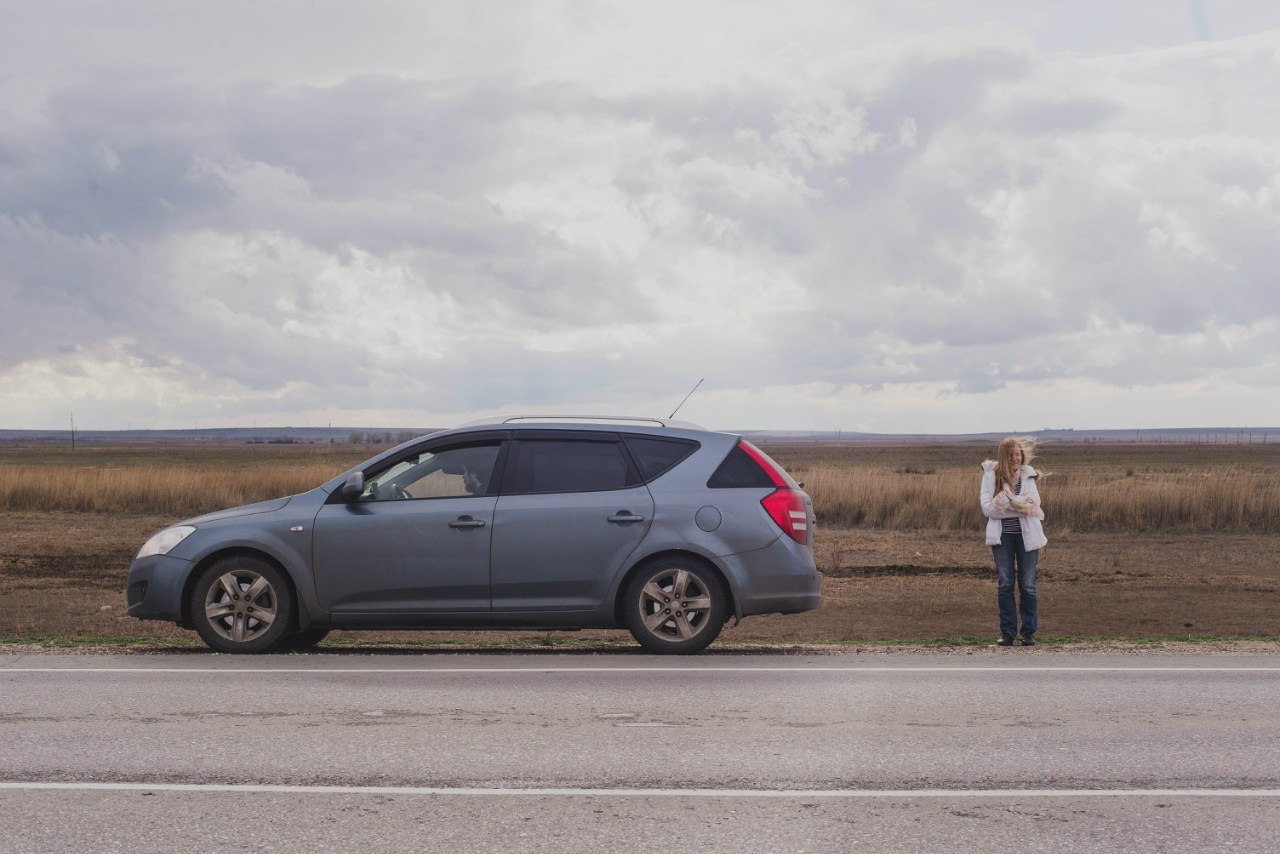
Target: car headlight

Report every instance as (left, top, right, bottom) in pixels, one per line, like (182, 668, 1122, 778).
(136, 525, 197, 559)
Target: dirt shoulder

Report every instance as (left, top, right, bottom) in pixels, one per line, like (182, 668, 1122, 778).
(2, 513, 1279, 645)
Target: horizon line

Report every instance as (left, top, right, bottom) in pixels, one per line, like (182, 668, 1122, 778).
(3, 425, 1280, 439)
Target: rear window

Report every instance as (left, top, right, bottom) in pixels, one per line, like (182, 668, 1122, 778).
(623, 436, 699, 482)
(707, 444, 776, 488)
(506, 439, 640, 494)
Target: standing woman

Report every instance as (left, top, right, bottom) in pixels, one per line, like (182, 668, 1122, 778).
(980, 436, 1047, 646)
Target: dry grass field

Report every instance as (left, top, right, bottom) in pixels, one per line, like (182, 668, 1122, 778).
(2, 439, 1278, 647)
(4, 440, 1279, 530)
(768, 441, 1280, 533)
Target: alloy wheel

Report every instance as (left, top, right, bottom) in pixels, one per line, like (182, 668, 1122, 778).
(190, 557, 294, 653)
(204, 568, 279, 643)
(625, 559, 727, 653)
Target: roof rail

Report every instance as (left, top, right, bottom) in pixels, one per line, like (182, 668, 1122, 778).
(456, 415, 704, 429)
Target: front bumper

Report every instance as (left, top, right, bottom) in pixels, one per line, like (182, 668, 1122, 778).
(126, 553, 195, 623)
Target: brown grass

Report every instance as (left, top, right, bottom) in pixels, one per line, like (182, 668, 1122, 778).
(0, 440, 370, 516)
(1, 440, 1279, 532)
(770, 442, 1280, 533)
(795, 464, 1280, 532)
(0, 464, 348, 516)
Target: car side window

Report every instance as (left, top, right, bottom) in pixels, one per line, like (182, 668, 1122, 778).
(623, 436, 699, 482)
(360, 443, 501, 501)
(506, 439, 639, 494)
(707, 444, 776, 488)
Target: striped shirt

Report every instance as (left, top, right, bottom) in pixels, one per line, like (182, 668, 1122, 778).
(1001, 477, 1022, 534)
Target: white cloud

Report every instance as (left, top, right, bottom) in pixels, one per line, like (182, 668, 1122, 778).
(2, 3, 1279, 431)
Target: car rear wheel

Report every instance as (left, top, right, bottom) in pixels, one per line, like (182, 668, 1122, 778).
(190, 556, 294, 654)
(623, 558, 727, 654)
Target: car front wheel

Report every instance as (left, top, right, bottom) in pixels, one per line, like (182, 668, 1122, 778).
(277, 628, 331, 651)
(623, 558, 728, 654)
(190, 556, 295, 654)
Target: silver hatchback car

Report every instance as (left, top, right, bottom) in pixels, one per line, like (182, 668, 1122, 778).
(126, 417, 821, 654)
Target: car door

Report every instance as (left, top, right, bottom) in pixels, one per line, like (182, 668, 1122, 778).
(489, 432, 654, 611)
(311, 441, 504, 614)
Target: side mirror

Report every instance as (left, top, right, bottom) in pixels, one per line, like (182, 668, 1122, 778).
(341, 471, 365, 501)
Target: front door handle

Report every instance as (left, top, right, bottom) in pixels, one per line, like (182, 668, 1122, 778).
(607, 512, 646, 523)
(449, 516, 486, 529)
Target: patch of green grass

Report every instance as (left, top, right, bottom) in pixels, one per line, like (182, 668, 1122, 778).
(320, 636, 517, 649)
(531, 632, 571, 646)
(0, 635, 205, 648)
(320, 634, 630, 650)
(805, 636, 988, 648)
(806, 636, 1008, 647)
(3, 633, 1278, 651)
(1140, 633, 1280, 644)
(801, 634, 1280, 648)
(514, 634, 629, 649)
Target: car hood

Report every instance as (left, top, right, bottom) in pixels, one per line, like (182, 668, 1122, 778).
(184, 496, 293, 526)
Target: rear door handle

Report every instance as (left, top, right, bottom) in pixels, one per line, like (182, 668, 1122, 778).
(449, 516, 486, 529)
(607, 512, 646, 523)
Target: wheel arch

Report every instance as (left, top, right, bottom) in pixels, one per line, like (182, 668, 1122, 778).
(613, 549, 738, 626)
(179, 547, 304, 630)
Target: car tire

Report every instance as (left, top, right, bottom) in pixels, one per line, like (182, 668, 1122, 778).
(276, 628, 331, 651)
(190, 556, 295, 654)
(623, 557, 728, 654)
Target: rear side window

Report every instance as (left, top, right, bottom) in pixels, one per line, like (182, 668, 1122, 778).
(507, 439, 639, 494)
(707, 444, 776, 488)
(623, 436, 699, 482)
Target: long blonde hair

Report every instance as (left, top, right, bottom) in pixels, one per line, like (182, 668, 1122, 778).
(995, 435, 1038, 493)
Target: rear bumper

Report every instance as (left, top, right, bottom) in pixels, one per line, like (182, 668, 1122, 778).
(126, 554, 193, 623)
(721, 536, 822, 618)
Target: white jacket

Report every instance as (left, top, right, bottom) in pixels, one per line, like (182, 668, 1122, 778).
(979, 461, 1047, 550)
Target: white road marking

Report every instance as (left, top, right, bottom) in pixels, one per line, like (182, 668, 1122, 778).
(1, 781, 1278, 798)
(2, 666, 1279, 674)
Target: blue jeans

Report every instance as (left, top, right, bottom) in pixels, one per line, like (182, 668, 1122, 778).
(993, 532, 1038, 638)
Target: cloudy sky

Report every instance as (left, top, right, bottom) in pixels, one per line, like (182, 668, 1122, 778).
(2, 1, 1278, 433)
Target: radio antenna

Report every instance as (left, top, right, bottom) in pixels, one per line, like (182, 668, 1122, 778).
(668, 378, 704, 420)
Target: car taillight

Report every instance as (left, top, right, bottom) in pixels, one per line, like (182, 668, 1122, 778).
(732, 440, 809, 544)
(760, 487, 809, 544)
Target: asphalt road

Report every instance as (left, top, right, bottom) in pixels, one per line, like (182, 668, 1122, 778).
(2, 651, 1278, 853)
